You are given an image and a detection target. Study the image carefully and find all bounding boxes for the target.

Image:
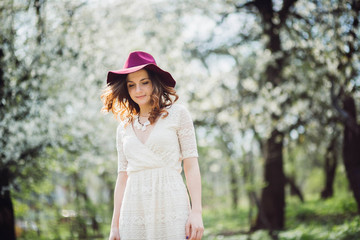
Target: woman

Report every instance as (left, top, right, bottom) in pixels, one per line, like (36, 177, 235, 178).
(101, 51, 204, 240)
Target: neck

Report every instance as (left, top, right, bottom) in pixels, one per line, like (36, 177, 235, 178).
(139, 105, 152, 117)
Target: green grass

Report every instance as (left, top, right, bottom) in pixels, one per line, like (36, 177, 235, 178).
(203, 193, 360, 240)
(16, 192, 359, 239)
(202, 205, 250, 237)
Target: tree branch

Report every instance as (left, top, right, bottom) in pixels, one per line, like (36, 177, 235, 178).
(279, 0, 298, 24)
(234, 1, 257, 10)
(329, 74, 359, 132)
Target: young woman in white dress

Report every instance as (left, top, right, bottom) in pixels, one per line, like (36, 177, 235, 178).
(101, 51, 204, 240)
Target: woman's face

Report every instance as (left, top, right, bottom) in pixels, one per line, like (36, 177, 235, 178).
(126, 69, 153, 108)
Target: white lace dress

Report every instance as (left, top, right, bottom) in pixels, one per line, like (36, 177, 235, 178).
(116, 104, 198, 240)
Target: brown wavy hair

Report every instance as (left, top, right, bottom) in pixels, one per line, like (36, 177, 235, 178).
(101, 69, 179, 124)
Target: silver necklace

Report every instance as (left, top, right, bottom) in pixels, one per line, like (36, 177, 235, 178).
(134, 115, 150, 131)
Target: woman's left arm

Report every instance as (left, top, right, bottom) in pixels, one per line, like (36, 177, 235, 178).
(184, 157, 204, 240)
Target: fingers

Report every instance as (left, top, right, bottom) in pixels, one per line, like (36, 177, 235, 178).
(190, 225, 196, 239)
(108, 230, 121, 240)
(185, 221, 191, 239)
(109, 235, 120, 240)
(189, 225, 204, 240)
(198, 227, 204, 239)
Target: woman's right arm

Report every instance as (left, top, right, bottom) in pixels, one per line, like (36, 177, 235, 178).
(109, 171, 128, 240)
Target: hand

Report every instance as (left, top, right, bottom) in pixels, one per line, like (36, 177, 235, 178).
(185, 211, 204, 240)
(109, 227, 120, 240)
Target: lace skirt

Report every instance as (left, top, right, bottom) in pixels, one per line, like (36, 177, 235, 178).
(119, 167, 190, 240)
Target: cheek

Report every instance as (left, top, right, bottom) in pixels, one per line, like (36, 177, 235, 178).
(147, 84, 154, 94)
(128, 88, 135, 97)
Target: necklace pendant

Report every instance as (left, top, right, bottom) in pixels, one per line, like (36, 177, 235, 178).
(136, 115, 150, 131)
(141, 121, 150, 131)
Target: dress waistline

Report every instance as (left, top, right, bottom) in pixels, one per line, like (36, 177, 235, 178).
(127, 166, 181, 176)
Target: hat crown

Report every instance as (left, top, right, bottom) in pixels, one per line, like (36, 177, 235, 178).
(107, 51, 176, 87)
(123, 51, 156, 69)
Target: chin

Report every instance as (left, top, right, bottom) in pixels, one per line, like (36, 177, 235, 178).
(136, 100, 151, 107)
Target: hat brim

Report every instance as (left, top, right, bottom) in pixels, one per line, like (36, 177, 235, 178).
(107, 63, 176, 88)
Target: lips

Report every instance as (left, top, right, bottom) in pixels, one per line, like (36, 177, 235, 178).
(136, 95, 146, 99)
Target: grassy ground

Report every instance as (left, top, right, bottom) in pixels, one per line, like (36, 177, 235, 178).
(17, 191, 359, 239)
(203, 193, 360, 240)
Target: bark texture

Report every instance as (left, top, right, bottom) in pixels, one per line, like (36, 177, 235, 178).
(253, 130, 285, 230)
(0, 168, 16, 240)
(250, 0, 298, 231)
(321, 137, 338, 199)
(342, 97, 360, 213)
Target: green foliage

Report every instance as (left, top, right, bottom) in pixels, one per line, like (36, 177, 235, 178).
(3, 0, 360, 239)
(203, 206, 249, 236)
(203, 193, 359, 240)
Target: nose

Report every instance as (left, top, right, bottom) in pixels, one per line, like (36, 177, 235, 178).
(135, 84, 142, 92)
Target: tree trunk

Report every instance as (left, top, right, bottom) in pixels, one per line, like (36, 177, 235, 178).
(229, 161, 239, 210)
(73, 173, 88, 239)
(252, 130, 285, 230)
(321, 136, 338, 199)
(249, 0, 297, 232)
(286, 176, 304, 202)
(342, 96, 360, 213)
(0, 22, 16, 240)
(0, 168, 16, 240)
(242, 150, 256, 230)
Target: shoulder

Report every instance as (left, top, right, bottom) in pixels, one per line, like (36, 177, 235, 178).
(166, 103, 189, 115)
(116, 119, 130, 135)
(166, 104, 194, 126)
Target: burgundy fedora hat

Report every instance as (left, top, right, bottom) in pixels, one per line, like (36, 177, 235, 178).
(107, 51, 176, 87)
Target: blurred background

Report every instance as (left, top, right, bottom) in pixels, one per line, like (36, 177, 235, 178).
(1, 0, 360, 239)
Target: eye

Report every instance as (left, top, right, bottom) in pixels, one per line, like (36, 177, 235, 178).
(142, 81, 150, 85)
(127, 84, 134, 88)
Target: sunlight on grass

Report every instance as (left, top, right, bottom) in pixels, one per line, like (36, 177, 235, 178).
(204, 192, 359, 240)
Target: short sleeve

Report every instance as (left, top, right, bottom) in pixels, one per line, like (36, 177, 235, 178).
(116, 124, 128, 172)
(177, 105, 199, 160)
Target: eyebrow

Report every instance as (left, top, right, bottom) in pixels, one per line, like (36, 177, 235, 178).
(127, 78, 150, 83)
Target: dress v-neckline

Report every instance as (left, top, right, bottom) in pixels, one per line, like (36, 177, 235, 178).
(130, 116, 162, 145)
